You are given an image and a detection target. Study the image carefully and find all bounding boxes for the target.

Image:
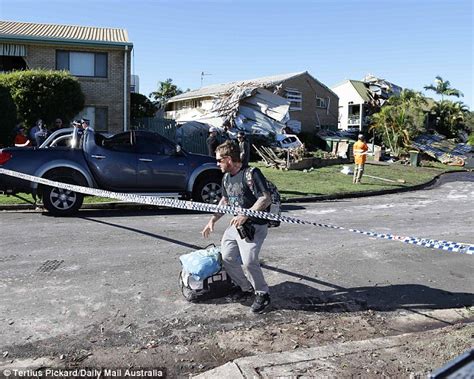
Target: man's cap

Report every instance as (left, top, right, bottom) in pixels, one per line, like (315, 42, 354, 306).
(209, 127, 217, 133)
(358, 134, 364, 139)
(237, 131, 246, 137)
(81, 118, 90, 124)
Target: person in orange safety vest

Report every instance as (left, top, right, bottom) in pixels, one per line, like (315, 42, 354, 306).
(353, 134, 368, 184)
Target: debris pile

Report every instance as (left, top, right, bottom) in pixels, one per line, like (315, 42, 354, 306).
(411, 132, 471, 166)
(172, 83, 297, 143)
(253, 143, 309, 170)
(362, 74, 403, 107)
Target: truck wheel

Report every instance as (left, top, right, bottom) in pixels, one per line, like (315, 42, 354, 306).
(42, 171, 85, 216)
(192, 174, 222, 204)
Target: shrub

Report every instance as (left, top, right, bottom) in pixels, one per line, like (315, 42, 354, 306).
(131, 92, 158, 119)
(0, 84, 17, 147)
(0, 69, 85, 128)
(468, 133, 474, 146)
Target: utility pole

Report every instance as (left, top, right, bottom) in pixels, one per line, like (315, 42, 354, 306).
(201, 71, 212, 87)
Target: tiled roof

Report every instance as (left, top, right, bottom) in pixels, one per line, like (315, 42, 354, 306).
(168, 72, 307, 102)
(0, 20, 131, 45)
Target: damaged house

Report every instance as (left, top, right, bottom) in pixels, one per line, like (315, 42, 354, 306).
(165, 71, 338, 138)
(331, 74, 402, 132)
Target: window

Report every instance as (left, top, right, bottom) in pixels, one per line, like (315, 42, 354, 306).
(0, 56, 27, 72)
(135, 133, 176, 155)
(102, 132, 134, 153)
(285, 89, 302, 111)
(95, 107, 108, 132)
(56, 50, 107, 77)
(316, 97, 327, 108)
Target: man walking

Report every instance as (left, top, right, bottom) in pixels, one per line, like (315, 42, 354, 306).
(237, 131, 250, 167)
(202, 140, 272, 313)
(353, 134, 368, 184)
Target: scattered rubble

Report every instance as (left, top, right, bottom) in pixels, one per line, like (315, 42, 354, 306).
(412, 132, 472, 166)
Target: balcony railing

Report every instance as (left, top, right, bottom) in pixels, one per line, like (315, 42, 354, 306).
(348, 115, 371, 126)
(348, 115, 361, 125)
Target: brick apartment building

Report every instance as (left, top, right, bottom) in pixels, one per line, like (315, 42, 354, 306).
(0, 20, 133, 132)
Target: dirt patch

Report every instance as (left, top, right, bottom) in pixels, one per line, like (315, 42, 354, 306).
(1, 305, 472, 378)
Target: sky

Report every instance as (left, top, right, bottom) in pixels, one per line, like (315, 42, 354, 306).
(1, 0, 473, 108)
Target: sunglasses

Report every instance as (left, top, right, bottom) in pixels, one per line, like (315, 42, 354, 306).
(216, 156, 228, 163)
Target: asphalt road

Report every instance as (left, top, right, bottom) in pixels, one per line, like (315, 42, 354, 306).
(0, 176, 473, 371)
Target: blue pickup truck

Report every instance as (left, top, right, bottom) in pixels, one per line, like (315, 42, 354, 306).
(0, 128, 222, 216)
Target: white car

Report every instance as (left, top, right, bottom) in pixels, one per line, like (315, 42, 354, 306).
(274, 134, 303, 149)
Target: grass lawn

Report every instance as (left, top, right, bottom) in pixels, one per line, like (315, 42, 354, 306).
(257, 161, 463, 200)
(0, 161, 464, 205)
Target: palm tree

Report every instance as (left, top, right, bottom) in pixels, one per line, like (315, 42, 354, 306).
(424, 76, 464, 101)
(432, 100, 469, 138)
(370, 105, 401, 156)
(149, 78, 183, 108)
(370, 89, 428, 156)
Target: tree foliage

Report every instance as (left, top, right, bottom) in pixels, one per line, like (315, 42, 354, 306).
(463, 111, 474, 133)
(431, 100, 470, 138)
(0, 84, 17, 147)
(131, 92, 158, 119)
(370, 89, 427, 157)
(424, 76, 469, 139)
(424, 76, 464, 100)
(149, 78, 183, 108)
(0, 69, 85, 128)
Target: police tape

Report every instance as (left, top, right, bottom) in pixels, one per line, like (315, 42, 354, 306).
(1, 168, 473, 255)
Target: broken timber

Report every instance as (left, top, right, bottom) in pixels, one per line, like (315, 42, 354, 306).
(253, 144, 322, 170)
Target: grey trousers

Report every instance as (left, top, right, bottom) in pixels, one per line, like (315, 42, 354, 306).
(221, 223, 269, 294)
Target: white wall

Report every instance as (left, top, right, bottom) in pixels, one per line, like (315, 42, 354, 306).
(331, 81, 365, 130)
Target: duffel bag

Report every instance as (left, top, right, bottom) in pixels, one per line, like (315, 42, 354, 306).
(179, 244, 235, 302)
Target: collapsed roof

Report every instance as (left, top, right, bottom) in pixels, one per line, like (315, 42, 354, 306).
(348, 75, 403, 108)
(170, 79, 299, 137)
(168, 72, 306, 102)
(412, 132, 472, 165)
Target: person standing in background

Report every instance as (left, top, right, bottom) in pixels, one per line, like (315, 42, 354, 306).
(29, 119, 43, 146)
(33, 119, 49, 146)
(14, 126, 31, 147)
(81, 118, 93, 131)
(353, 134, 369, 184)
(175, 123, 184, 147)
(237, 131, 250, 168)
(207, 127, 219, 157)
(51, 118, 64, 132)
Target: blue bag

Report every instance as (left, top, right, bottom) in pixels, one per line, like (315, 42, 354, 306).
(179, 245, 222, 281)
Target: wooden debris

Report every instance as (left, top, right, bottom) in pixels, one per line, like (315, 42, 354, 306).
(252, 144, 309, 170)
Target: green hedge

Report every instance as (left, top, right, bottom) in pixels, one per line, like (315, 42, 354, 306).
(0, 69, 85, 130)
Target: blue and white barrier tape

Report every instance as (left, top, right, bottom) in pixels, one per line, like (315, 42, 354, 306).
(1, 168, 472, 255)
